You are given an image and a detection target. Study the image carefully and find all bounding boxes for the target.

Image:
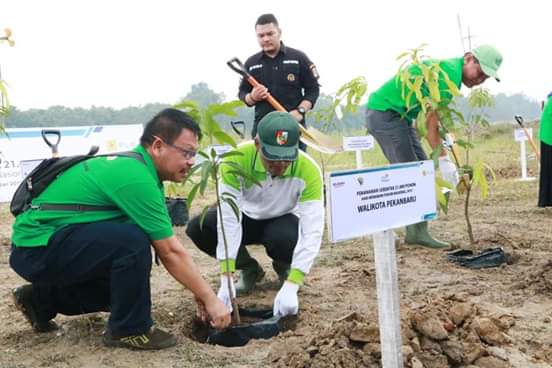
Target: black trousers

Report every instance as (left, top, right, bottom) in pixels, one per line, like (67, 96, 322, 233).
(186, 207, 298, 269)
(10, 222, 153, 336)
(539, 141, 552, 207)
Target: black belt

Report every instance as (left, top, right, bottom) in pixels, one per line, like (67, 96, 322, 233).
(35, 204, 118, 211)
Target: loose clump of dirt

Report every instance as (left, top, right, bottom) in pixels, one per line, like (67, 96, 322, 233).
(269, 294, 516, 368)
(515, 260, 552, 294)
(495, 165, 537, 179)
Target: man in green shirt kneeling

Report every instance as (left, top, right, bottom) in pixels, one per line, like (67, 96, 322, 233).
(10, 108, 231, 350)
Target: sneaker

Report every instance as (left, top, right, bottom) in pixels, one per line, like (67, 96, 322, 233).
(12, 285, 59, 333)
(103, 326, 177, 350)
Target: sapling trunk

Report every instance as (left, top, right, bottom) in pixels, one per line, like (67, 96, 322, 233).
(215, 172, 241, 325)
(464, 181, 475, 246)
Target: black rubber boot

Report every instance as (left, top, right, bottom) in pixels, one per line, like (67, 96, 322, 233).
(272, 260, 290, 286)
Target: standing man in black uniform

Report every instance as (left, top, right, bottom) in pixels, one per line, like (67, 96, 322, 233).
(238, 13, 320, 151)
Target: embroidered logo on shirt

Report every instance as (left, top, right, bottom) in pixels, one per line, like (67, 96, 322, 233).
(287, 73, 296, 82)
(276, 130, 289, 145)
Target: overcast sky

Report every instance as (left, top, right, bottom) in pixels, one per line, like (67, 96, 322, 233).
(1, 0, 550, 110)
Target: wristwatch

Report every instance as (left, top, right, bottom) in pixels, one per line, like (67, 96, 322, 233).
(297, 106, 306, 117)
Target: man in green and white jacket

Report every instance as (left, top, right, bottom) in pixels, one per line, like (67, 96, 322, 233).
(186, 111, 324, 317)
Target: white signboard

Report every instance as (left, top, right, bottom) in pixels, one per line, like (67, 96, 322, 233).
(0, 124, 143, 202)
(514, 128, 532, 142)
(327, 160, 437, 242)
(342, 135, 375, 151)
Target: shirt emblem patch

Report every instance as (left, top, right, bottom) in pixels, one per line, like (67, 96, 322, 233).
(287, 73, 296, 82)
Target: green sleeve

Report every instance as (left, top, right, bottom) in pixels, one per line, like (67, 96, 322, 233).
(299, 157, 323, 202)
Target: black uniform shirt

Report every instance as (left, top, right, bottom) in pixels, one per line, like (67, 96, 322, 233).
(238, 43, 320, 131)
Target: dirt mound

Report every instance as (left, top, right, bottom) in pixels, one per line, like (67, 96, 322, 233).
(269, 295, 515, 368)
(515, 260, 552, 294)
(495, 165, 537, 179)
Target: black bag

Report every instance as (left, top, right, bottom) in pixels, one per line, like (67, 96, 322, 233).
(10, 151, 144, 217)
(165, 197, 189, 226)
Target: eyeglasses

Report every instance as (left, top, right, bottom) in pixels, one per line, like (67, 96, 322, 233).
(153, 135, 197, 160)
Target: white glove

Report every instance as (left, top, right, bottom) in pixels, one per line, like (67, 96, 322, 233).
(217, 274, 236, 313)
(439, 155, 459, 186)
(273, 281, 299, 317)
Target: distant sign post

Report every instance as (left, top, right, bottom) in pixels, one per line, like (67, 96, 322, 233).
(514, 128, 536, 181)
(342, 135, 374, 169)
(327, 160, 437, 368)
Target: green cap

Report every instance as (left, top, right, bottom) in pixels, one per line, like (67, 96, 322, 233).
(257, 111, 299, 161)
(472, 45, 503, 82)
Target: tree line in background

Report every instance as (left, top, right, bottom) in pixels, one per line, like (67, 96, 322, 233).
(5, 81, 543, 133)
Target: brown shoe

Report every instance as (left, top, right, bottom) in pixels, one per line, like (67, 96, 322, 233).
(103, 326, 177, 350)
(12, 285, 58, 333)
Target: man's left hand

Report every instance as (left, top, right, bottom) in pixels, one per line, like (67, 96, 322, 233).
(273, 281, 299, 317)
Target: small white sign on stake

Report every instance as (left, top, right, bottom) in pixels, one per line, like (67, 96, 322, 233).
(342, 135, 374, 151)
(514, 128, 536, 181)
(342, 135, 374, 169)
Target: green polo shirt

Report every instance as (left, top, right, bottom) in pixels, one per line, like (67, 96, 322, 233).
(12, 145, 174, 247)
(540, 96, 552, 145)
(366, 57, 464, 123)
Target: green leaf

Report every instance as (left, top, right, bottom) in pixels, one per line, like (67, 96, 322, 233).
(182, 163, 203, 184)
(197, 151, 210, 160)
(435, 176, 454, 191)
(199, 161, 212, 195)
(198, 205, 210, 231)
(213, 130, 237, 147)
(221, 191, 238, 201)
(222, 197, 241, 222)
(225, 169, 262, 186)
(454, 139, 474, 149)
(416, 111, 427, 137)
(187, 183, 200, 209)
(434, 180, 450, 214)
(430, 145, 442, 163)
(219, 150, 243, 159)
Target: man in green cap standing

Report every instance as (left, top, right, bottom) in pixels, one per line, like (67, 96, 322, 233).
(365, 45, 503, 248)
(186, 111, 324, 317)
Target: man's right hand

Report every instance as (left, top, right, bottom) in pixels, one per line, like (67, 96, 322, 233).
(217, 274, 235, 313)
(250, 84, 269, 103)
(204, 293, 231, 330)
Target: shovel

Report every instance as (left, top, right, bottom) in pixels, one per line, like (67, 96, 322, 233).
(226, 57, 342, 154)
(514, 115, 540, 161)
(230, 120, 246, 139)
(41, 129, 61, 158)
